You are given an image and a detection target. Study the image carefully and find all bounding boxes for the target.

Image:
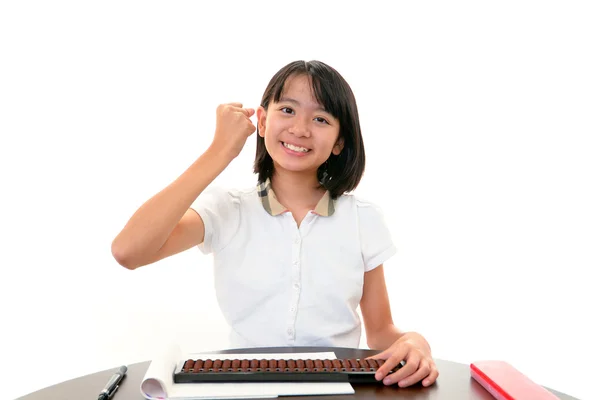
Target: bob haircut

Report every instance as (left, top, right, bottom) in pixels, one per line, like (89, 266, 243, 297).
(253, 60, 366, 199)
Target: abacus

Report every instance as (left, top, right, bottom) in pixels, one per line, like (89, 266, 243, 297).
(174, 357, 402, 383)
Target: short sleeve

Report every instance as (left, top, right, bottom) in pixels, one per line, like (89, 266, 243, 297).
(189, 185, 241, 255)
(357, 199, 397, 272)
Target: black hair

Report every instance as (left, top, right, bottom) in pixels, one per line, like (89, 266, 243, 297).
(253, 60, 366, 199)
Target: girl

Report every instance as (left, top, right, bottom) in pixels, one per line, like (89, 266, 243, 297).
(111, 60, 439, 388)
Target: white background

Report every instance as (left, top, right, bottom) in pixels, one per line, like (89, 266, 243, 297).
(1, 1, 598, 399)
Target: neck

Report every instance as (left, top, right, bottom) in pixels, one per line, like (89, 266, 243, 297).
(270, 167, 325, 209)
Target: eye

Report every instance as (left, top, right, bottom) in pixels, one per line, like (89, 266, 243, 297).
(314, 117, 329, 124)
(280, 107, 294, 114)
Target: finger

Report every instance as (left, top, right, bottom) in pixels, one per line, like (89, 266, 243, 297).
(225, 102, 243, 108)
(376, 349, 408, 382)
(422, 364, 439, 387)
(365, 351, 387, 360)
(365, 345, 396, 361)
(382, 352, 418, 385)
(229, 107, 254, 118)
(396, 359, 431, 388)
(241, 108, 255, 117)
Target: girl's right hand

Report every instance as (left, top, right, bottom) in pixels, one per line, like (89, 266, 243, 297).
(210, 102, 256, 160)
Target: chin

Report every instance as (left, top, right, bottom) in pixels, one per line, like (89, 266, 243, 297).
(271, 155, 319, 174)
(273, 160, 313, 173)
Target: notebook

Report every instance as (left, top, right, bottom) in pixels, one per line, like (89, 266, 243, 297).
(470, 360, 560, 400)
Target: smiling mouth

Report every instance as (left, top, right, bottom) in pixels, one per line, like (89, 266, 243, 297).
(281, 142, 311, 153)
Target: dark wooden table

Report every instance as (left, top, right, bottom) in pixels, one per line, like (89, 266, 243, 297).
(17, 346, 579, 399)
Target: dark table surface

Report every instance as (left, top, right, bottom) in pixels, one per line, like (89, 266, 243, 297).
(17, 346, 579, 400)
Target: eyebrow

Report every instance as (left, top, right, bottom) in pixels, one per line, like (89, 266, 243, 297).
(279, 97, 329, 114)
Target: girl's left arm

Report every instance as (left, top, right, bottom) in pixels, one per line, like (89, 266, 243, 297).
(360, 265, 439, 387)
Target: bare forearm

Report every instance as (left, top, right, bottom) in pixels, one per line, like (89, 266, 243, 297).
(111, 145, 232, 266)
(368, 324, 403, 350)
(368, 325, 431, 354)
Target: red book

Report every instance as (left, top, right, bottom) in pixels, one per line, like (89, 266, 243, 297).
(470, 360, 560, 400)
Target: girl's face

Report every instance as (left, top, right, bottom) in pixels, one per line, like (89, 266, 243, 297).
(257, 74, 343, 179)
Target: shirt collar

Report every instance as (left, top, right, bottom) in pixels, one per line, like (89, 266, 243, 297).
(257, 178, 336, 217)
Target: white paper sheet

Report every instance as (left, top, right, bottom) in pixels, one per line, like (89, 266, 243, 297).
(140, 345, 355, 399)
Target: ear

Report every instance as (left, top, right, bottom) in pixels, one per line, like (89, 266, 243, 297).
(257, 106, 267, 137)
(332, 136, 344, 156)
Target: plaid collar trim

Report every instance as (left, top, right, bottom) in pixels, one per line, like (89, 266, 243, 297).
(257, 179, 336, 217)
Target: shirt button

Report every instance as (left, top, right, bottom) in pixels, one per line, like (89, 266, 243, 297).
(290, 307, 295, 312)
(295, 237, 300, 244)
(293, 261, 299, 266)
(287, 328, 293, 335)
(294, 283, 300, 289)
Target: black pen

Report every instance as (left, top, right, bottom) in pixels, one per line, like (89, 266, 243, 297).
(98, 365, 127, 400)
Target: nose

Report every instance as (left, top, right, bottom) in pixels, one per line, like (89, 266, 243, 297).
(289, 118, 311, 138)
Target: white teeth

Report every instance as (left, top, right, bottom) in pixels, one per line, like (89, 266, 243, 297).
(283, 142, 309, 153)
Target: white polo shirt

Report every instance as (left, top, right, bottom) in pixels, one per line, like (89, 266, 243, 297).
(190, 179, 397, 349)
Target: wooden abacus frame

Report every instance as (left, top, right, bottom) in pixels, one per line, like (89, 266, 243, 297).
(173, 357, 403, 383)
